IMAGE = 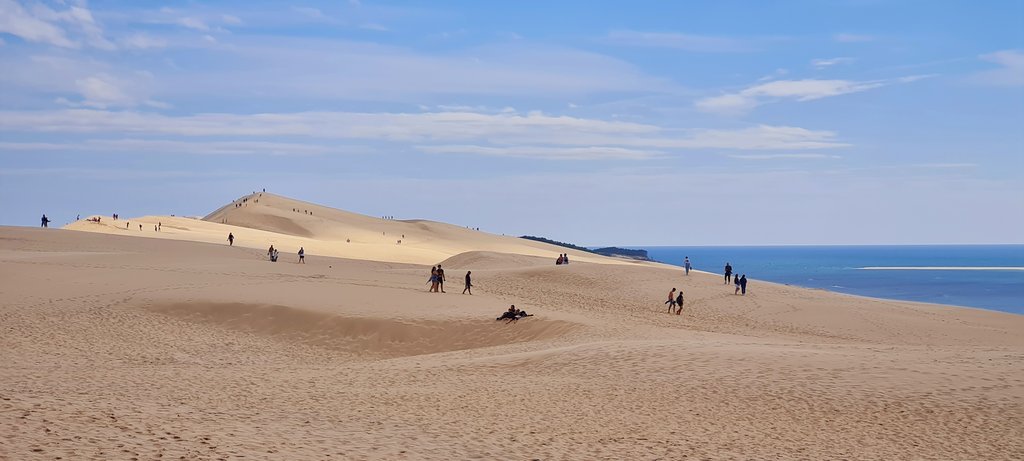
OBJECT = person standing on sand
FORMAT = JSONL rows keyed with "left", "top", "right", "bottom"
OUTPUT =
{"left": 675, "top": 290, "right": 685, "bottom": 315}
{"left": 463, "top": 271, "right": 473, "bottom": 295}
{"left": 665, "top": 288, "right": 677, "bottom": 313}
{"left": 734, "top": 274, "right": 742, "bottom": 295}
{"left": 437, "top": 265, "right": 447, "bottom": 293}
{"left": 158, "top": 222, "right": 161, "bottom": 231}
{"left": 40, "top": 214, "right": 49, "bottom": 228}
{"left": 228, "top": 233, "right": 234, "bottom": 246}
{"left": 740, "top": 275, "right": 748, "bottom": 295}
{"left": 684, "top": 257, "right": 691, "bottom": 275}
{"left": 298, "top": 247, "right": 305, "bottom": 264}
{"left": 724, "top": 263, "right": 732, "bottom": 284}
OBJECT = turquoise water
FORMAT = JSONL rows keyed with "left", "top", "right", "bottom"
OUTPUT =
{"left": 636, "top": 245, "right": 1024, "bottom": 315}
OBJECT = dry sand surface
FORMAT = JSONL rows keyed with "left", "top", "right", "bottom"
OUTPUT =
{"left": 2, "top": 195, "right": 1023, "bottom": 460}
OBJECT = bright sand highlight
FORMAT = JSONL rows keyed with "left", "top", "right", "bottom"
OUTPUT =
{"left": 2, "top": 193, "right": 1022, "bottom": 460}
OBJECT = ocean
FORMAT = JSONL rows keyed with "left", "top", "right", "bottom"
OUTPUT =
{"left": 636, "top": 245, "right": 1024, "bottom": 315}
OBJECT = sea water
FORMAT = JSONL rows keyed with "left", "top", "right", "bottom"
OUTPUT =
{"left": 637, "top": 245, "right": 1024, "bottom": 315}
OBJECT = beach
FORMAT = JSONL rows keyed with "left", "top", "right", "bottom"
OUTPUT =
{"left": 2, "top": 194, "right": 1022, "bottom": 460}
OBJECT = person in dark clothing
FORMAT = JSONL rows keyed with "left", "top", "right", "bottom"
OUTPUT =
{"left": 675, "top": 291, "right": 685, "bottom": 315}
{"left": 463, "top": 271, "right": 473, "bottom": 295}
{"left": 436, "top": 264, "right": 446, "bottom": 293}
{"left": 40, "top": 214, "right": 50, "bottom": 228}
{"left": 228, "top": 233, "right": 234, "bottom": 246}
{"left": 740, "top": 275, "right": 748, "bottom": 295}
{"left": 298, "top": 247, "right": 305, "bottom": 263}
{"left": 684, "top": 257, "right": 691, "bottom": 275}
{"left": 724, "top": 263, "right": 733, "bottom": 284}
{"left": 563, "top": 253, "right": 569, "bottom": 264}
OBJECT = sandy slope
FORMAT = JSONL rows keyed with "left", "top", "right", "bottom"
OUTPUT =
{"left": 64, "top": 192, "right": 626, "bottom": 266}
{"left": 2, "top": 196, "right": 1023, "bottom": 460}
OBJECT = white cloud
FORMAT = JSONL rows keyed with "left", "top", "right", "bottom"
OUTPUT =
{"left": 726, "top": 153, "right": 839, "bottom": 160}
{"left": 606, "top": 30, "right": 752, "bottom": 52}
{"left": 293, "top": 7, "right": 330, "bottom": 20}
{"left": 971, "top": 50, "right": 1024, "bottom": 86}
{"left": 0, "top": 0, "right": 77, "bottom": 47}
{"left": 417, "top": 145, "right": 662, "bottom": 160}
{"left": 74, "top": 75, "right": 133, "bottom": 108}
{"left": 696, "top": 76, "right": 927, "bottom": 115}
{"left": 0, "top": 139, "right": 345, "bottom": 156}
{"left": 120, "top": 33, "right": 167, "bottom": 50}
{"left": 0, "top": 109, "right": 848, "bottom": 153}
{"left": 811, "top": 57, "right": 855, "bottom": 69}
{"left": 177, "top": 17, "right": 209, "bottom": 31}
{"left": 834, "top": 33, "right": 874, "bottom": 43}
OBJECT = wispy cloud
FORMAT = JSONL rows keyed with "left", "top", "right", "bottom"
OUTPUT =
{"left": 811, "top": 57, "right": 856, "bottom": 69}
{"left": 417, "top": 145, "right": 662, "bottom": 160}
{"left": 696, "top": 76, "right": 929, "bottom": 115}
{"left": 605, "top": 30, "right": 754, "bottom": 52}
{"left": 0, "top": 0, "right": 112, "bottom": 49}
{"left": 834, "top": 33, "right": 874, "bottom": 43}
{"left": 0, "top": 139, "right": 351, "bottom": 156}
{"left": 727, "top": 153, "right": 839, "bottom": 160}
{"left": 0, "top": 109, "right": 849, "bottom": 158}
{"left": 971, "top": 50, "right": 1024, "bottom": 86}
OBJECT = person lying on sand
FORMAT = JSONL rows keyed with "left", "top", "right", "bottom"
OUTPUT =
{"left": 496, "top": 305, "right": 533, "bottom": 323}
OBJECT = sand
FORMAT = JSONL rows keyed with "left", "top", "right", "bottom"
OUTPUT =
{"left": 2, "top": 194, "right": 1022, "bottom": 460}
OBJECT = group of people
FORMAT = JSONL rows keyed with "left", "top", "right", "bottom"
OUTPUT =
{"left": 265, "top": 245, "right": 304, "bottom": 263}
{"left": 427, "top": 265, "right": 447, "bottom": 292}
{"left": 496, "top": 305, "right": 532, "bottom": 322}
{"left": 724, "top": 263, "right": 748, "bottom": 295}
{"left": 555, "top": 253, "right": 570, "bottom": 265}
{"left": 665, "top": 288, "right": 685, "bottom": 315}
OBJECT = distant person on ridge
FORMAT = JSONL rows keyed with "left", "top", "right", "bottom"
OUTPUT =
{"left": 228, "top": 233, "right": 234, "bottom": 246}
{"left": 463, "top": 271, "right": 473, "bottom": 295}
{"left": 437, "top": 265, "right": 446, "bottom": 293}
{"left": 684, "top": 257, "right": 691, "bottom": 275}
{"left": 40, "top": 214, "right": 49, "bottom": 228}
{"left": 740, "top": 275, "right": 748, "bottom": 295}
{"left": 675, "top": 290, "right": 684, "bottom": 315}
{"left": 734, "top": 274, "right": 742, "bottom": 295}
{"left": 298, "top": 247, "right": 305, "bottom": 264}
{"left": 724, "top": 263, "right": 733, "bottom": 284}
{"left": 666, "top": 288, "right": 677, "bottom": 313}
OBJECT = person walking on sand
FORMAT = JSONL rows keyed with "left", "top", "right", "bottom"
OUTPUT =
{"left": 665, "top": 288, "right": 677, "bottom": 313}
{"left": 740, "top": 275, "right": 748, "bottom": 295}
{"left": 675, "top": 290, "right": 685, "bottom": 315}
{"left": 428, "top": 266, "right": 439, "bottom": 292}
{"left": 684, "top": 257, "right": 691, "bottom": 275}
{"left": 40, "top": 214, "right": 49, "bottom": 228}
{"left": 298, "top": 247, "right": 305, "bottom": 264}
{"left": 734, "top": 274, "right": 742, "bottom": 295}
{"left": 463, "top": 271, "right": 473, "bottom": 295}
{"left": 268, "top": 245, "right": 275, "bottom": 257}
{"left": 724, "top": 263, "right": 733, "bottom": 284}
{"left": 228, "top": 233, "right": 234, "bottom": 246}
{"left": 436, "top": 264, "right": 447, "bottom": 293}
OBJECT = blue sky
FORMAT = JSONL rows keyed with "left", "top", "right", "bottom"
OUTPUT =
{"left": 1, "top": 0, "right": 1022, "bottom": 245}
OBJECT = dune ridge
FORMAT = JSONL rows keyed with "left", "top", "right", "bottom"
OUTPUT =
{"left": 1, "top": 194, "right": 1021, "bottom": 460}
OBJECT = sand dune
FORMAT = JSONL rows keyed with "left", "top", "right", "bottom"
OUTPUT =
{"left": 3, "top": 194, "right": 1023, "bottom": 460}
{"left": 64, "top": 192, "right": 625, "bottom": 266}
